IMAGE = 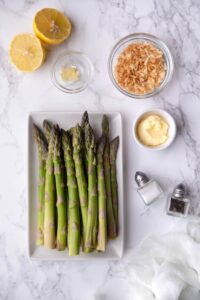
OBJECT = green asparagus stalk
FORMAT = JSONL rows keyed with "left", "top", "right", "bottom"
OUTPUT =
{"left": 102, "top": 115, "right": 117, "bottom": 239}
{"left": 71, "top": 124, "right": 88, "bottom": 250}
{"left": 84, "top": 123, "right": 98, "bottom": 251}
{"left": 96, "top": 135, "right": 107, "bottom": 252}
{"left": 43, "top": 120, "right": 52, "bottom": 144}
{"left": 53, "top": 125, "right": 67, "bottom": 250}
{"left": 62, "top": 129, "right": 80, "bottom": 256}
{"left": 110, "top": 137, "right": 119, "bottom": 233}
{"left": 43, "top": 126, "right": 56, "bottom": 249}
{"left": 33, "top": 124, "right": 48, "bottom": 246}
{"left": 81, "top": 111, "right": 89, "bottom": 177}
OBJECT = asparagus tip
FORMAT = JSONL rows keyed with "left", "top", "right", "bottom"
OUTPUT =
{"left": 102, "top": 115, "right": 109, "bottom": 137}
{"left": 43, "top": 120, "right": 53, "bottom": 143}
{"left": 110, "top": 136, "right": 119, "bottom": 162}
{"left": 71, "top": 123, "right": 82, "bottom": 151}
{"left": 85, "top": 123, "right": 95, "bottom": 151}
{"left": 33, "top": 123, "right": 48, "bottom": 158}
{"left": 81, "top": 111, "right": 89, "bottom": 128}
{"left": 97, "top": 135, "right": 106, "bottom": 157}
{"left": 61, "top": 129, "right": 71, "bottom": 151}
{"left": 43, "top": 119, "right": 50, "bottom": 127}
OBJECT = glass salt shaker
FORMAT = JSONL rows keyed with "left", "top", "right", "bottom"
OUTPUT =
{"left": 135, "top": 171, "right": 163, "bottom": 205}
{"left": 166, "top": 183, "right": 190, "bottom": 217}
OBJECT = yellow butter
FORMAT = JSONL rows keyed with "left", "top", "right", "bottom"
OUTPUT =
{"left": 137, "top": 114, "right": 169, "bottom": 147}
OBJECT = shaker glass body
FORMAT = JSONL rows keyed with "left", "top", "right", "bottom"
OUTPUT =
{"left": 166, "top": 194, "right": 190, "bottom": 217}
{"left": 137, "top": 179, "right": 163, "bottom": 205}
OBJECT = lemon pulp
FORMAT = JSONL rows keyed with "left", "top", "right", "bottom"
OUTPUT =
{"left": 33, "top": 8, "right": 71, "bottom": 45}
{"left": 9, "top": 33, "right": 45, "bottom": 72}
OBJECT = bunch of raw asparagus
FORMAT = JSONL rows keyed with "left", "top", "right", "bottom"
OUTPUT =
{"left": 33, "top": 112, "right": 119, "bottom": 256}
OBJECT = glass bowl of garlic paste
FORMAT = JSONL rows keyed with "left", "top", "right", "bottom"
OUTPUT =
{"left": 51, "top": 51, "right": 94, "bottom": 93}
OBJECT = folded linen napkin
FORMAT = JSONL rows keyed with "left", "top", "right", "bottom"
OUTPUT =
{"left": 124, "top": 218, "right": 200, "bottom": 300}
{"left": 91, "top": 218, "right": 200, "bottom": 300}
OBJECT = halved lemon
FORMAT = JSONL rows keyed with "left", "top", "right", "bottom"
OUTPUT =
{"left": 9, "top": 33, "right": 45, "bottom": 72}
{"left": 33, "top": 8, "right": 71, "bottom": 45}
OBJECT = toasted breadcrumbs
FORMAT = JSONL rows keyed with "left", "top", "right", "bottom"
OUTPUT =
{"left": 115, "top": 42, "right": 166, "bottom": 95}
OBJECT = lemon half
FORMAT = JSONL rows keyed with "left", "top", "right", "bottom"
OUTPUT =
{"left": 33, "top": 8, "right": 71, "bottom": 45}
{"left": 9, "top": 33, "right": 45, "bottom": 72}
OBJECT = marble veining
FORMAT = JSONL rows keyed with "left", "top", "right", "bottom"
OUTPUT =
{"left": 1, "top": 0, "right": 200, "bottom": 299}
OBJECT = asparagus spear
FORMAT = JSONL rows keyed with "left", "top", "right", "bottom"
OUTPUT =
{"left": 62, "top": 130, "right": 80, "bottom": 256}
{"left": 102, "top": 116, "right": 117, "bottom": 239}
{"left": 110, "top": 137, "right": 119, "bottom": 233}
{"left": 71, "top": 124, "right": 88, "bottom": 250}
{"left": 33, "top": 124, "right": 48, "bottom": 246}
{"left": 96, "top": 135, "right": 107, "bottom": 252}
{"left": 43, "top": 120, "right": 52, "bottom": 144}
{"left": 81, "top": 111, "right": 89, "bottom": 177}
{"left": 53, "top": 125, "right": 67, "bottom": 250}
{"left": 43, "top": 126, "right": 57, "bottom": 249}
{"left": 84, "top": 123, "right": 98, "bottom": 251}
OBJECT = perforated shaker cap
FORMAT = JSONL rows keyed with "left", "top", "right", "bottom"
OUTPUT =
{"left": 172, "top": 183, "right": 186, "bottom": 199}
{"left": 135, "top": 171, "right": 150, "bottom": 187}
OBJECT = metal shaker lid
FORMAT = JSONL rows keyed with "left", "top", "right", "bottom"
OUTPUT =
{"left": 135, "top": 171, "right": 150, "bottom": 187}
{"left": 172, "top": 183, "right": 186, "bottom": 199}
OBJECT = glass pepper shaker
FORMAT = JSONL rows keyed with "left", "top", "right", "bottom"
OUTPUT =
{"left": 135, "top": 171, "right": 163, "bottom": 205}
{"left": 166, "top": 183, "right": 190, "bottom": 217}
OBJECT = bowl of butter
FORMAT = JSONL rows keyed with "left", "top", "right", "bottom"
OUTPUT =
{"left": 133, "top": 109, "right": 176, "bottom": 151}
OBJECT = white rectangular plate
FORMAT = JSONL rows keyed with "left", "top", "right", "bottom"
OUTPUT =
{"left": 28, "top": 111, "right": 124, "bottom": 260}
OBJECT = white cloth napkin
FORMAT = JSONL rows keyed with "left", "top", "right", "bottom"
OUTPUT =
{"left": 124, "top": 218, "right": 200, "bottom": 300}
{"left": 91, "top": 218, "right": 200, "bottom": 300}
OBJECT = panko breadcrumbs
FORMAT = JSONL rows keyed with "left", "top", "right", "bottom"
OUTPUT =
{"left": 115, "top": 42, "right": 166, "bottom": 95}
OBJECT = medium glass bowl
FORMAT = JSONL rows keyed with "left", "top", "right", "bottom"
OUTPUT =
{"left": 108, "top": 33, "right": 174, "bottom": 99}
{"left": 51, "top": 51, "right": 93, "bottom": 93}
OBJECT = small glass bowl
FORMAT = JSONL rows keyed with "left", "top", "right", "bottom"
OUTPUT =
{"left": 108, "top": 33, "right": 174, "bottom": 99}
{"left": 51, "top": 51, "right": 93, "bottom": 93}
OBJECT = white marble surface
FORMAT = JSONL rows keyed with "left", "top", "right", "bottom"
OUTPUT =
{"left": 1, "top": 0, "right": 200, "bottom": 299}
